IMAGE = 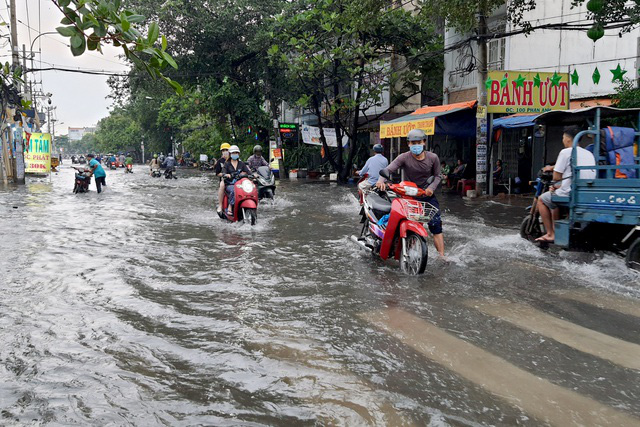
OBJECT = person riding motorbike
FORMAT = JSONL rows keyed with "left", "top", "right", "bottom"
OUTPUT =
{"left": 222, "top": 145, "right": 251, "bottom": 215}
{"left": 149, "top": 154, "right": 160, "bottom": 176}
{"left": 215, "top": 143, "right": 231, "bottom": 213}
{"left": 124, "top": 153, "right": 134, "bottom": 172}
{"left": 357, "top": 143, "right": 388, "bottom": 192}
{"left": 247, "top": 145, "right": 269, "bottom": 172}
{"left": 376, "top": 128, "right": 445, "bottom": 257}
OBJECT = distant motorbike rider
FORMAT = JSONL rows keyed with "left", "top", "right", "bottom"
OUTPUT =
{"left": 163, "top": 153, "right": 176, "bottom": 170}
{"left": 125, "top": 153, "right": 134, "bottom": 171}
{"left": 149, "top": 154, "right": 160, "bottom": 175}
{"left": 357, "top": 143, "right": 388, "bottom": 192}
{"left": 376, "top": 128, "right": 445, "bottom": 257}
{"left": 222, "top": 145, "right": 251, "bottom": 215}
{"left": 247, "top": 145, "right": 269, "bottom": 172}
{"left": 118, "top": 153, "right": 126, "bottom": 166}
{"left": 158, "top": 153, "right": 165, "bottom": 166}
{"left": 215, "top": 143, "right": 231, "bottom": 213}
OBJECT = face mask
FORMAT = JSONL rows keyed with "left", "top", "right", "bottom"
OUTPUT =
{"left": 222, "top": 151, "right": 229, "bottom": 158}
{"left": 231, "top": 154, "right": 240, "bottom": 160}
{"left": 410, "top": 144, "right": 424, "bottom": 156}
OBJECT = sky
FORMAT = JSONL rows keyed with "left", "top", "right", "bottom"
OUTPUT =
{"left": 1, "top": 0, "right": 130, "bottom": 135}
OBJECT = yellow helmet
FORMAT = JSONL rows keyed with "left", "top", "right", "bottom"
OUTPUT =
{"left": 220, "top": 143, "right": 231, "bottom": 150}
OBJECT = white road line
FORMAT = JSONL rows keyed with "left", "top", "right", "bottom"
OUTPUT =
{"left": 360, "top": 308, "right": 640, "bottom": 427}
{"left": 551, "top": 289, "right": 640, "bottom": 318}
{"left": 467, "top": 299, "right": 640, "bottom": 372}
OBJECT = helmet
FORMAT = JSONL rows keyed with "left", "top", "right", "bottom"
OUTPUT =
{"left": 228, "top": 145, "right": 240, "bottom": 154}
{"left": 253, "top": 145, "right": 263, "bottom": 153}
{"left": 87, "top": 153, "right": 95, "bottom": 158}
{"left": 373, "top": 144, "right": 384, "bottom": 153}
{"left": 220, "top": 143, "right": 231, "bottom": 151}
{"left": 154, "top": 154, "right": 158, "bottom": 158}
{"left": 407, "top": 129, "right": 427, "bottom": 142}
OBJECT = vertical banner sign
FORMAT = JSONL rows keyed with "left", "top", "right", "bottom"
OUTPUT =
{"left": 24, "top": 132, "right": 51, "bottom": 174}
{"left": 476, "top": 119, "right": 488, "bottom": 183}
{"left": 12, "top": 126, "right": 25, "bottom": 180}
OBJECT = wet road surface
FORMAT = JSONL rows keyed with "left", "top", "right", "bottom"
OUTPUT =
{"left": 0, "top": 165, "right": 639, "bottom": 425}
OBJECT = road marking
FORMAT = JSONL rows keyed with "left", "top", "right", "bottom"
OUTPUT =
{"left": 551, "top": 289, "right": 640, "bottom": 318}
{"left": 467, "top": 299, "right": 640, "bottom": 372}
{"left": 360, "top": 308, "right": 640, "bottom": 426}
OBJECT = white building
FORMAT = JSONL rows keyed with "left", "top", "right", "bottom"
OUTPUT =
{"left": 444, "top": 1, "right": 639, "bottom": 106}
{"left": 68, "top": 126, "right": 97, "bottom": 141}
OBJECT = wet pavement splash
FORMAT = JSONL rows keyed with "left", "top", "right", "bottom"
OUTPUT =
{"left": 0, "top": 166, "right": 639, "bottom": 425}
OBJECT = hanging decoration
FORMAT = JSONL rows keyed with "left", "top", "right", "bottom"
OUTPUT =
{"left": 592, "top": 67, "right": 601, "bottom": 84}
{"left": 514, "top": 74, "right": 526, "bottom": 87}
{"left": 485, "top": 77, "right": 493, "bottom": 90}
{"left": 570, "top": 69, "right": 579, "bottom": 86}
{"left": 550, "top": 72, "right": 562, "bottom": 87}
{"left": 500, "top": 74, "right": 508, "bottom": 88}
{"left": 611, "top": 64, "right": 627, "bottom": 83}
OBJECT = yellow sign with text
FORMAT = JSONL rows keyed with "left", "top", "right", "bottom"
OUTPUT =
{"left": 487, "top": 71, "right": 570, "bottom": 114}
{"left": 24, "top": 132, "right": 51, "bottom": 174}
{"left": 380, "top": 117, "right": 435, "bottom": 139}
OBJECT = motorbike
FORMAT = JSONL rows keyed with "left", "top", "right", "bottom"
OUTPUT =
{"left": 78, "top": 156, "right": 86, "bottom": 164}
{"left": 151, "top": 168, "right": 162, "bottom": 177}
{"left": 164, "top": 167, "right": 178, "bottom": 179}
{"left": 200, "top": 162, "right": 214, "bottom": 171}
{"left": 218, "top": 171, "right": 259, "bottom": 225}
{"left": 125, "top": 163, "right": 134, "bottom": 173}
{"left": 351, "top": 172, "right": 438, "bottom": 275}
{"left": 520, "top": 168, "right": 554, "bottom": 241}
{"left": 254, "top": 166, "right": 276, "bottom": 200}
{"left": 72, "top": 166, "right": 91, "bottom": 193}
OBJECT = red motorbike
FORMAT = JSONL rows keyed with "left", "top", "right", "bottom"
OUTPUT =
{"left": 218, "top": 172, "right": 259, "bottom": 225}
{"left": 351, "top": 175, "right": 438, "bottom": 274}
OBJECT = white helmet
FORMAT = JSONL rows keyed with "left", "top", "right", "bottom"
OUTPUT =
{"left": 229, "top": 145, "right": 240, "bottom": 154}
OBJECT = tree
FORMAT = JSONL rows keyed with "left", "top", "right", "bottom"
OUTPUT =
{"left": 94, "top": 108, "right": 143, "bottom": 154}
{"left": 271, "top": 0, "right": 442, "bottom": 181}
{"left": 612, "top": 79, "right": 640, "bottom": 109}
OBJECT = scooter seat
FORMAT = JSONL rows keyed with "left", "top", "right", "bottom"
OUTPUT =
{"left": 366, "top": 193, "right": 392, "bottom": 213}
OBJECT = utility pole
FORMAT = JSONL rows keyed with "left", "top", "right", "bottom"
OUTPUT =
{"left": 7, "top": 0, "right": 25, "bottom": 184}
{"left": 474, "top": 2, "right": 489, "bottom": 196}
{"left": 9, "top": 0, "right": 19, "bottom": 89}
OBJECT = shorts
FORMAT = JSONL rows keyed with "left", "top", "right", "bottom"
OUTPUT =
{"left": 417, "top": 195, "right": 442, "bottom": 235}
{"left": 358, "top": 180, "right": 374, "bottom": 192}
{"left": 539, "top": 191, "right": 557, "bottom": 210}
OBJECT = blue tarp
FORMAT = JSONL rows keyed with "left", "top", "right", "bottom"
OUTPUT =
{"left": 493, "top": 114, "right": 539, "bottom": 130}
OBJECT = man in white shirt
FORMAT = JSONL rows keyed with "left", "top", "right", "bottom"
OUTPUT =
{"left": 536, "top": 126, "right": 596, "bottom": 243}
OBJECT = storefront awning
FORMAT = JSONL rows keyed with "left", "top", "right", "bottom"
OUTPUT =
{"left": 492, "top": 114, "right": 539, "bottom": 130}
{"left": 380, "top": 100, "right": 477, "bottom": 139}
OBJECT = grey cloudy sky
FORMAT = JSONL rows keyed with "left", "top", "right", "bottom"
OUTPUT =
{"left": 2, "top": 0, "right": 130, "bottom": 135}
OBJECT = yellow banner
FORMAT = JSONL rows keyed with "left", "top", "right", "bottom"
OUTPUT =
{"left": 24, "top": 132, "right": 51, "bottom": 174}
{"left": 380, "top": 117, "right": 435, "bottom": 139}
{"left": 487, "top": 71, "right": 570, "bottom": 114}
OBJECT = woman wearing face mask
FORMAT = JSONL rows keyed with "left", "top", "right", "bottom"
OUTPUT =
{"left": 222, "top": 145, "right": 252, "bottom": 215}
{"left": 376, "top": 129, "right": 445, "bottom": 257}
{"left": 215, "top": 143, "right": 231, "bottom": 213}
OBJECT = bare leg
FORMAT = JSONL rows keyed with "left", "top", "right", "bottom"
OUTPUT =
{"left": 433, "top": 233, "right": 445, "bottom": 256}
{"left": 217, "top": 180, "right": 225, "bottom": 212}
{"left": 536, "top": 198, "right": 555, "bottom": 240}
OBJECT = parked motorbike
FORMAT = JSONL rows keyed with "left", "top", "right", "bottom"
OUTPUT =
{"left": 218, "top": 171, "right": 259, "bottom": 225}
{"left": 254, "top": 166, "right": 276, "bottom": 200}
{"left": 351, "top": 172, "right": 438, "bottom": 275}
{"left": 72, "top": 166, "right": 91, "bottom": 193}
{"left": 125, "top": 164, "right": 133, "bottom": 173}
{"left": 164, "top": 167, "right": 178, "bottom": 179}
{"left": 200, "top": 162, "right": 214, "bottom": 171}
{"left": 520, "top": 168, "right": 553, "bottom": 241}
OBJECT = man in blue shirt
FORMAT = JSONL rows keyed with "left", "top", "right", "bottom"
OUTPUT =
{"left": 357, "top": 144, "right": 388, "bottom": 192}
{"left": 87, "top": 154, "right": 107, "bottom": 193}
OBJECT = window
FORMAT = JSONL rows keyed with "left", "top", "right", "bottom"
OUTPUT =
{"left": 488, "top": 22, "right": 506, "bottom": 71}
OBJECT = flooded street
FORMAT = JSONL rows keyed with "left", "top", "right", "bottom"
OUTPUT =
{"left": 1, "top": 166, "right": 639, "bottom": 425}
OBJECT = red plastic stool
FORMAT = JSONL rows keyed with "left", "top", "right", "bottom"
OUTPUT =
{"left": 457, "top": 179, "right": 476, "bottom": 195}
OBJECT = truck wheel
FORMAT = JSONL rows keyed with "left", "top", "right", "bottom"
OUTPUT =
{"left": 520, "top": 216, "right": 542, "bottom": 241}
{"left": 626, "top": 238, "right": 640, "bottom": 271}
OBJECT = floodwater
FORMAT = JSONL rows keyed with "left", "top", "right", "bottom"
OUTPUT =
{"left": 0, "top": 165, "right": 639, "bottom": 426}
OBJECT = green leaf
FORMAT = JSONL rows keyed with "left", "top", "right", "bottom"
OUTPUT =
{"left": 161, "top": 51, "right": 178, "bottom": 69}
{"left": 161, "top": 35, "right": 167, "bottom": 51}
{"left": 58, "top": 0, "right": 71, "bottom": 7}
{"left": 148, "top": 22, "right": 159, "bottom": 44}
{"left": 71, "top": 34, "right": 84, "bottom": 49}
{"left": 56, "top": 26, "right": 76, "bottom": 37}
{"left": 60, "top": 17, "right": 73, "bottom": 25}
{"left": 121, "top": 15, "right": 131, "bottom": 32}
{"left": 87, "top": 35, "right": 100, "bottom": 51}
{"left": 127, "top": 14, "right": 145, "bottom": 23}
{"left": 70, "top": 35, "right": 86, "bottom": 57}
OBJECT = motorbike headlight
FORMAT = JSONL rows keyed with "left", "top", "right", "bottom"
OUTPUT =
{"left": 404, "top": 186, "right": 418, "bottom": 197}
{"left": 241, "top": 180, "right": 255, "bottom": 193}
